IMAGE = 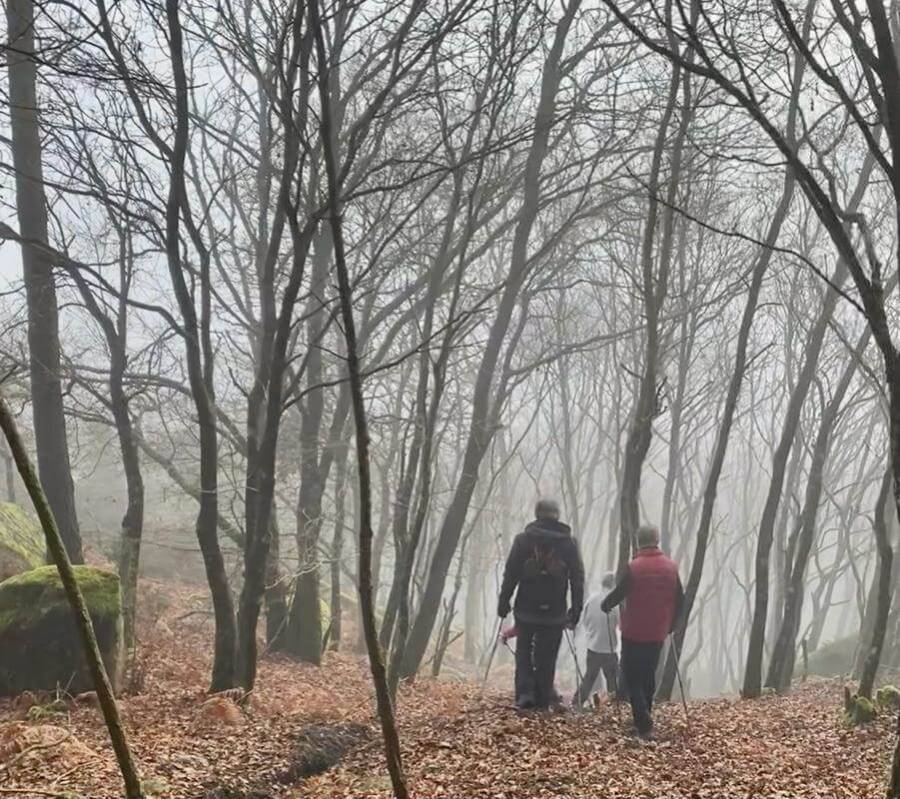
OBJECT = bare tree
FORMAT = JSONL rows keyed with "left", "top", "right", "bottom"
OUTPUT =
{"left": 5, "top": 0, "right": 82, "bottom": 563}
{"left": 605, "top": 0, "right": 900, "bottom": 700}
{"left": 311, "top": 0, "right": 407, "bottom": 794}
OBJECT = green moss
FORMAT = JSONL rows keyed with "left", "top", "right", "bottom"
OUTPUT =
{"left": 844, "top": 695, "right": 878, "bottom": 725}
{"left": 0, "top": 564, "right": 123, "bottom": 695}
{"left": 0, "top": 502, "right": 43, "bottom": 579}
{"left": 877, "top": 685, "right": 900, "bottom": 710}
{"left": 0, "top": 565, "right": 121, "bottom": 633}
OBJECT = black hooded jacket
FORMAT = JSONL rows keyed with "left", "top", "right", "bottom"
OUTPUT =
{"left": 498, "top": 518, "right": 585, "bottom": 626}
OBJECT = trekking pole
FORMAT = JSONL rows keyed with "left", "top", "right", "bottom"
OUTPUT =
{"left": 669, "top": 632, "right": 690, "bottom": 728}
{"left": 605, "top": 612, "right": 622, "bottom": 723}
{"left": 480, "top": 616, "right": 505, "bottom": 696}
{"left": 564, "top": 627, "right": 586, "bottom": 712}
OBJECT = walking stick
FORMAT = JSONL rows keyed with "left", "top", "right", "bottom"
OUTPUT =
{"left": 564, "top": 627, "right": 586, "bottom": 712}
{"left": 669, "top": 632, "right": 690, "bottom": 728}
{"left": 606, "top": 612, "right": 622, "bottom": 722}
{"left": 480, "top": 616, "right": 505, "bottom": 696}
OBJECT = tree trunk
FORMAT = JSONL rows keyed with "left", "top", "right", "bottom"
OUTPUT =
{"left": 2, "top": 443, "right": 15, "bottom": 502}
{"left": 65, "top": 244, "right": 145, "bottom": 651}
{"left": 618, "top": 44, "right": 691, "bottom": 573}
{"left": 859, "top": 463, "right": 900, "bottom": 674}
{"left": 400, "top": 2, "right": 583, "bottom": 679}
{"left": 312, "top": 3, "right": 408, "bottom": 792}
{"left": 770, "top": 432, "right": 805, "bottom": 652}
{"left": 766, "top": 327, "right": 870, "bottom": 691}
{"left": 0, "top": 392, "right": 141, "bottom": 798}
{"left": 432, "top": 535, "right": 469, "bottom": 679}
{"left": 659, "top": 310, "right": 690, "bottom": 554}
{"left": 6, "top": 0, "right": 82, "bottom": 563}
{"left": 859, "top": 466, "right": 895, "bottom": 699}
{"left": 742, "top": 167, "right": 871, "bottom": 696}
{"left": 235, "top": 11, "right": 317, "bottom": 684}
{"left": 657, "top": 164, "right": 793, "bottom": 699}
{"left": 265, "top": 511, "right": 288, "bottom": 648}
{"left": 163, "top": 0, "right": 236, "bottom": 691}
{"left": 463, "top": 523, "right": 484, "bottom": 663}
{"left": 889, "top": 709, "right": 900, "bottom": 799}
{"left": 112, "top": 362, "right": 144, "bottom": 651}
{"left": 330, "top": 445, "right": 350, "bottom": 651}
{"left": 284, "top": 230, "right": 333, "bottom": 665}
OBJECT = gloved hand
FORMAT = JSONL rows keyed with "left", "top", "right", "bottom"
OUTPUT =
{"left": 600, "top": 598, "right": 611, "bottom": 614}
{"left": 500, "top": 625, "right": 518, "bottom": 643}
{"left": 566, "top": 607, "right": 580, "bottom": 629}
{"left": 498, "top": 599, "right": 511, "bottom": 618}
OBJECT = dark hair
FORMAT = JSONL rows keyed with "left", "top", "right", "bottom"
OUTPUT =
{"left": 534, "top": 498, "right": 560, "bottom": 520}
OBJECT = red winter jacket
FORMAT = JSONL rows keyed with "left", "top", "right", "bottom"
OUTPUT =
{"left": 601, "top": 547, "right": 684, "bottom": 643}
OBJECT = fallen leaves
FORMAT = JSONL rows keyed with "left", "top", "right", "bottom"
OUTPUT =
{"left": 0, "top": 576, "right": 894, "bottom": 798}
{"left": 301, "top": 684, "right": 896, "bottom": 798}
{"left": 198, "top": 696, "right": 244, "bottom": 728}
{"left": 0, "top": 721, "right": 96, "bottom": 775}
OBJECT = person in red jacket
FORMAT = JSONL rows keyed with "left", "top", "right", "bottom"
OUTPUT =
{"left": 601, "top": 524, "right": 683, "bottom": 739}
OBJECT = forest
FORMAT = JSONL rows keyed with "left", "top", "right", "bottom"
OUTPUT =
{"left": 2, "top": 0, "right": 900, "bottom": 796}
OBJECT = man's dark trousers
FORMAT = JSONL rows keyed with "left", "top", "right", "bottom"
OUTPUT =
{"left": 621, "top": 638, "right": 663, "bottom": 733}
{"left": 575, "top": 650, "right": 618, "bottom": 704}
{"left": 514, "top": 622, "right": 563, "bottom": 708}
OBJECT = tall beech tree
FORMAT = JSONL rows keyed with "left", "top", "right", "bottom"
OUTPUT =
{"left": 6, "top": 0, "right": 82, "bottom": 563}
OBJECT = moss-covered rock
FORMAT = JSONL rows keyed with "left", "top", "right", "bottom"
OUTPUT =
{"left": 0, "top": 565, "right": 123, "bottom": 696}
{"left": 0, "top": 502, "right": 43, "bottom": 581}
{"left": 877, "top": 685, "right": 900, "bottom": 711}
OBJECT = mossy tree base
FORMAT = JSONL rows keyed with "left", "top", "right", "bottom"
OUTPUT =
{"left": 843, "top": 686, "right": 878, "bottom": 725}
{"left": 878, "top": 685, "right": 900, "bottom": 711}
{"left": 0, "top": 564, "right": 123, "bottom": 696}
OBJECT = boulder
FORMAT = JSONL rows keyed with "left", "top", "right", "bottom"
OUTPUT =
{"left": 878, "top": 684, "right": 900, "bottom": 710}
{"left": 0, "top": 502, "right": 43, "bottom": 582}
{"left": 0, "top": 564, "right": 123, "bottom": 696}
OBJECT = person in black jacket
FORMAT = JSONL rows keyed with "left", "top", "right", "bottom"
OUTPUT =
{"left": 498, "top": 498, "right": 585, "bottom": 710}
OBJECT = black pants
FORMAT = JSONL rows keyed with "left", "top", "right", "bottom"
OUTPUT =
{"left": 575, "top": 649, "right": 618, "bottom": 705}
{"left": 621, "top": 638, "right": 663, "bottom": 734}
{"left": 514, "top": 622, "right": 563, "bottom": 708}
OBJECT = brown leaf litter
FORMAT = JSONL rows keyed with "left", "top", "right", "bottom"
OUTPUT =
{"left": 0, "top": 576, "right": 895, "bottom": 798}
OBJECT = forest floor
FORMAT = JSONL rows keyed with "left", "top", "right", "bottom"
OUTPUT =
{"left": 0, "top": 576, "right": 895, "bottom": 798}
